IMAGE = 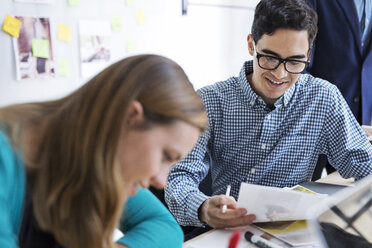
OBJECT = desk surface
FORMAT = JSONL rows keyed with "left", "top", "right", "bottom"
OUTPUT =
{"left": 183, "top": 171, "right": 354, "bottom": 247}
{"left": 315, "top": 171, "right": 354, "bottom": 186}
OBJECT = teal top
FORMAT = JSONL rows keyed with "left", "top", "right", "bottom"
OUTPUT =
{"left": 0, "top": 131, "right": 183, "bottom": 248}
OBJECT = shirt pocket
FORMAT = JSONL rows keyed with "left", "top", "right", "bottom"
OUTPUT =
{"left": 276, "top": 135, "right": 314, "bottom": 156}
{"left": 271, "top": 135, "right": 315, "bottom": 180}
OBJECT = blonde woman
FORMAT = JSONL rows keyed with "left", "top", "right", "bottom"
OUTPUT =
{"left": 0, "top": 54, "right": 208, "bottom": 248}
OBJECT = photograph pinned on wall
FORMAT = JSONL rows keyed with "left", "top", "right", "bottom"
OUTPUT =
{"left": 79, "top": 19, "right": 111, "bottom": 78}
{"left": 12, "top": 16, "right": 56, "bottom": 80}
{"left": 13, "top": 0, "right": 56, "bottom": 4}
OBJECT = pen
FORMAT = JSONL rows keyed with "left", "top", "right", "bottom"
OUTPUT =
{"left": 244, "top": 231, "right": 282, "bottom": 248}
{"left": 228, "top": 231, "right": 241, "bottom": 248}
{"left": 222, "top": 185, "right": 231, "bottom": 213}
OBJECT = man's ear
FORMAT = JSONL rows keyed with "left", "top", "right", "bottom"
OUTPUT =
{"left": 307, "top": 48, "right": 312, "bottom": 61}
{"left": 247, "top": 34, "right": 255, "bottom": 56}
{"left": 127, "top": 100, "right": 144, "bottom": 126}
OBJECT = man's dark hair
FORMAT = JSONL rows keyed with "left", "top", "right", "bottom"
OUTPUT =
{"left": 251, "top": 0, "right": 318, "bottom": 48}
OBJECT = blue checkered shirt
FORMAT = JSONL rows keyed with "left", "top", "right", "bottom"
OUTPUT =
{"left": 165, "top": 61, "right": 372, "bottom": 227}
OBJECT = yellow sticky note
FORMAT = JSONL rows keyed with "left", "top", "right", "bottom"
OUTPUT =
{"left": 58, "top": 59, "right": 70, "bottom": 76}
{"left": 111, "top": 16, "right": 123, "bottom": 31}
{"left": 68, "top": 0, "right": 81, "bottom": 6}
{"left": 58, "top": 24, "right": 71, "bottom": 42}
{"left": 125, "top": 0, "right": 136, "bottom": 7}
{"left": 2, "top": 14, "right": 22, "bottom": 38}
{"left": 32, "top": 39, "right": 50, "bottom": 58}
{"left": 136, "top": 9, "right": 147, "bottom": 25}
{"left": 126, "top": 39, "right": 136, "bottom": 53}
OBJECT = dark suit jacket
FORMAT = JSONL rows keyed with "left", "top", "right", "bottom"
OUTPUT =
{"left": 306, "top": 0, "right": 372, "bottom": 125}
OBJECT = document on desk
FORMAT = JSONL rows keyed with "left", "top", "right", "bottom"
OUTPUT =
{"left": 255, "top": 220, "right": 317, "bottom": 247}
{"left": 182, "top": 225, "right": 287, "bottom": 248}
{"left": 237, "top": 182, "right": 327, "bottom": 222}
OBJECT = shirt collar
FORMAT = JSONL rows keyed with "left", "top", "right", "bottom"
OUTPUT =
{"left": 237, "top": 61, "right": 258, "bottom": 106}
{"left": 237, "top": 60, "right": 298, "bottom": 108}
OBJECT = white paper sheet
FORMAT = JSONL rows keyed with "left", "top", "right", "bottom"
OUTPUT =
{"left": 237, "top": 182, "right": 327, "bottom": 222}
{"left": 113, "top": 228, "right": 124, "bottom": 241}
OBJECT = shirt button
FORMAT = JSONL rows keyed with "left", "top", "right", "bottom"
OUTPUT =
{"left": 250, "top": 100, "right": 254, "bottom": 106}
{"left": 251, "top": 168, "right": 256, "bottom": 174}
{"left": 362, "top": 42, "right": 364, "bottom": 47}
{"left": 354, "top": 96, "right": 360, "bottom": 103}
{"left": 267, "top": 114, "right": 271, "bottom": 119}
{"left": 261, "top": 144, "right": 266, "bottom": 149}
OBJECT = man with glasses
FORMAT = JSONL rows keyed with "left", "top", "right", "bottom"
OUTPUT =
{"left": 255, "top": 51, "right": 310, "bottom": 75}
{"left": 165, "top": 0, "right": 372, "bottom": 233}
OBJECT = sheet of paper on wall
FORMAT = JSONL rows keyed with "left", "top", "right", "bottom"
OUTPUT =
{"left": 12, "top": 16, "right": 55, "bottom": 80}
{"left": 237, "top": 182, "right": 327, "bottom": 222}
{"left": 79, "top": 19, "right": 111, "bottom": 78}
{"left": 2, "top": 14, "right": 22, "bottom": 38}
{"left": 13, "top": 0, "right": 56, "bottom": 4}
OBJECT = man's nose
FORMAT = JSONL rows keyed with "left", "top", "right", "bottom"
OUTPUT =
{"left": 272, "top": 62, "right": 288, "bottom": 79}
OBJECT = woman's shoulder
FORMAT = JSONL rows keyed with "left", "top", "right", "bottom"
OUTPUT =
{"left": 0, "top": 131, "right": 18, "bottom": 171}
{"left": 0, "top": 131, "right": 27, "bottom": 248}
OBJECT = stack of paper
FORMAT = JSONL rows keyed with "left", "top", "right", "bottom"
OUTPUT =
{"left": 237, "top": 182, "right": 327, "bottom": 222}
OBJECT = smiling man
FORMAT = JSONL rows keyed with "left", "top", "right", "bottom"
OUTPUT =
{"left": 165, "top": 0, "right": 372, "bottom": 233}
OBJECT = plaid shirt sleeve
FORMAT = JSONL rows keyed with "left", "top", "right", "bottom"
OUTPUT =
{"left": 321, "top": 84, "right": 372, "bottom": 180}
{"left": 165, "top": 129, "right": 211, "bottom": 226}
{"left": 165, "top": 86, "right": 219, "bottom": 227}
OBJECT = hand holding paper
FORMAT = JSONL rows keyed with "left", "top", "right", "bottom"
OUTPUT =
{"left": 199, "top": 194, "right": 256, "bottom": 228}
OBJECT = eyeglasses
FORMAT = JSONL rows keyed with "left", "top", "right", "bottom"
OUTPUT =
{"left": 255, "top": 51, "right": 310, "bottom": 74}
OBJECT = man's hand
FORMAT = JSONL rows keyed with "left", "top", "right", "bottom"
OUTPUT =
{"left": 199, "top": 195, "right": 256, "bottom": 228}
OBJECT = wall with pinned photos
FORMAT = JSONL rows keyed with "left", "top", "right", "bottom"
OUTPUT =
{"left": 0, "top": 0, "right": 257, "bottom": 107}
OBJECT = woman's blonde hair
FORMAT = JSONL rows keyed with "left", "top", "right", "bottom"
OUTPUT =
{"left": 0, "top": 54, "right": 208, "bottom": 248}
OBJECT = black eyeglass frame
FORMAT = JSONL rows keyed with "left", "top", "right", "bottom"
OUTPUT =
{"left": 255, "top": 51, "right": 310, "bottom": 74}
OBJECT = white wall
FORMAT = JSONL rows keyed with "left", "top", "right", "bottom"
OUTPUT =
{"left": 0, "top": 0, "right": 258, "bottom": 106}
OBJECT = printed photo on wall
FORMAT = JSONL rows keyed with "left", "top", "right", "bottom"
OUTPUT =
{"left": 12, "top": 16, "right": 55, "bottom": 80}
{"left": 79, "top": 19, "right": 111, "bottom": 78}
